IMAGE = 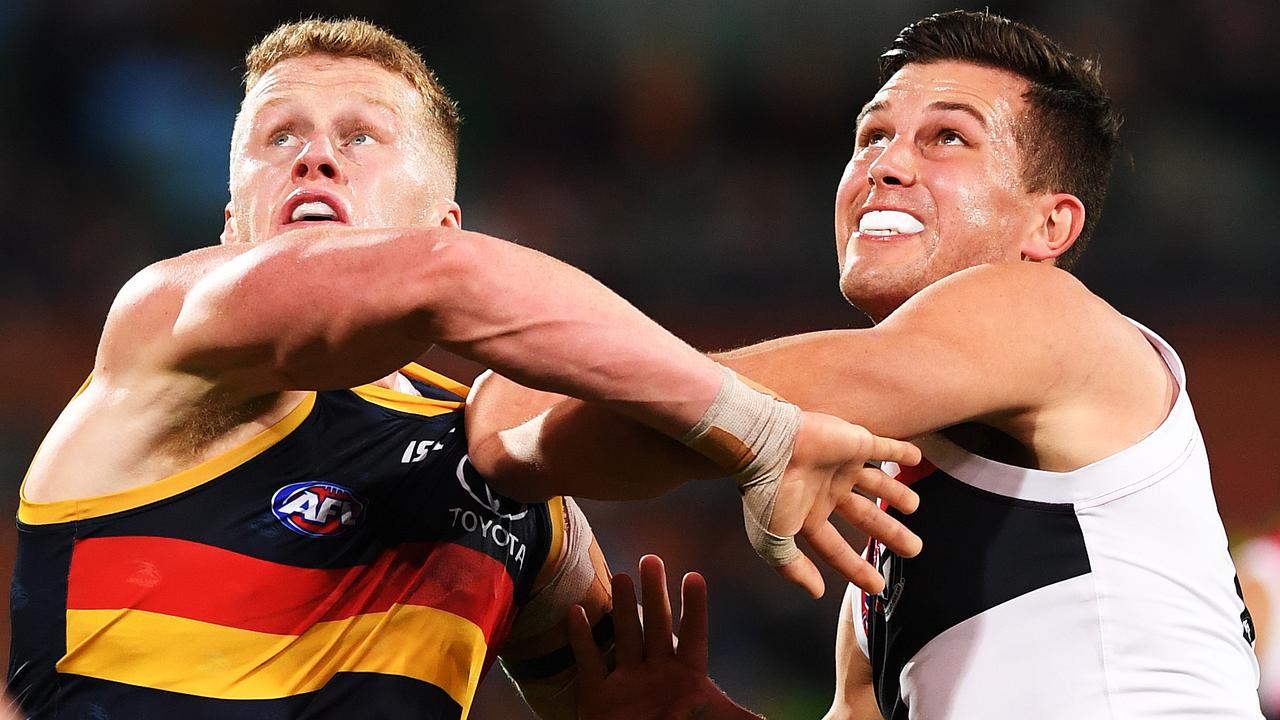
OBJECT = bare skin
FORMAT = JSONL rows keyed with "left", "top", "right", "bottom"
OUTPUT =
{"left": 19, "top": 54, "right": 923, "bottom": 718}
{"left": 746, "top": 60, "right": 1176, "bottom": 720}
{"left": 565, "top": 60, "right": 1179, "bottom": 718}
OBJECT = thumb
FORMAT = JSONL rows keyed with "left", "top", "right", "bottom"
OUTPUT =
{"left": 773, "top": 555, "right": 825, "bottom": 599}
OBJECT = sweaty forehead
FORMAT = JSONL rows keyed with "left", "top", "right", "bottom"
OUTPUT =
{"left": 241, "top": 55, "right": 422, "bottom": 117}
{"left": 864, "top": 60, "right": 1029, "bottom": 123}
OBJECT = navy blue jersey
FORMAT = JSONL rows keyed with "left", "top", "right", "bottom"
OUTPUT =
{"left": 10, "top": 364, "right": 564, "bottom": 719}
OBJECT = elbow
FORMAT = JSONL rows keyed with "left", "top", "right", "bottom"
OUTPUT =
{"left": 469, "top": 432, "right": 556, "bottom": 504}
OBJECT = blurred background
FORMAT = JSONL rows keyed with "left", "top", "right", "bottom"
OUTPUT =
{"left": 2, "top": 0, "right": 1277, "bottom": 716}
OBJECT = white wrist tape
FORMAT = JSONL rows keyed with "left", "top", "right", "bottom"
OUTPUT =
{"left": 681, "top": 367, "right": 803, "bottom": 567}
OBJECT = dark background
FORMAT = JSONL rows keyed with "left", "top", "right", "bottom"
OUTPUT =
{"left": 2, "top": 1, "right": 1277, "bottom": 717}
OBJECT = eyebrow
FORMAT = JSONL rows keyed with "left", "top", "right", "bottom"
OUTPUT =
{"left": 854, "top": 99, "right": 990, "bottom": 131}
{"left": 252, "top": 93, "right": 402, "bottom": 119}
{"left": 926, "top": 101, "right": 988, "bottom": 129}
{"left": 854, "top": 100, "right": 886, "bottom": 132}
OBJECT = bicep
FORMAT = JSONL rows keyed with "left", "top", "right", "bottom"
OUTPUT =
{"left": 717, "top": 264, "right": 1096, "bottom": 439}
{"left": 168, "top": 229, "right": 460, "bottom": 394}
{"left": 499, "top": 498, "right": 613, "bottom": 719}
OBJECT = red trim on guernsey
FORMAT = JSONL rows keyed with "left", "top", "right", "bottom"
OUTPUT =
{"left": 878, "top": 460, "right": 937, "bottom": 512}
{"left": 67, "top": 536, "right": 514, "bottom": 642}
{"left": 893, "top": 459, "right": 937, "bottom": 487}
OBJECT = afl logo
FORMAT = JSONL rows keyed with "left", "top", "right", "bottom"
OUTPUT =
{"left": 271, "top": 481, "right": 368, "bottom": 537}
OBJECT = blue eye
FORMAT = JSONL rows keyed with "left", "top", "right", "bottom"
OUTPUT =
{"left": 349, "top": 133, "right": 375, "bottom": 146}
{"left": 270, "top": 133, "right": 298, "bottom": 147}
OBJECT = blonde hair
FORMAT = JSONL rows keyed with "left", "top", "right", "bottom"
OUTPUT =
{"left": 242, "top": 18, "right": 460, "bottom": 182}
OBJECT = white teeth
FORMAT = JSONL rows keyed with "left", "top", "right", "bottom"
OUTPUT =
{"left": 858, "top": 210, "right": 924, "bottom": 235}
{"left": 290, "top": 201, "right": 338, "bottom": 222}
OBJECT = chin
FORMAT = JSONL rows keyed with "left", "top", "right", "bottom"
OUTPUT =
{"left": 839, "top": 265, "right": 922, "bottom": 322}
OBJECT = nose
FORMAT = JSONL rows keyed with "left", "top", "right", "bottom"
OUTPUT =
{"left": 867, "top": 137, "right": 916, "bottom": 188}
{"left": 292, "top": 139, "right": 344, "bottom": 183}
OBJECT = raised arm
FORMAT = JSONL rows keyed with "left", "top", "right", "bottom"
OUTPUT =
{"left": 717, "top": 261, "right": 1175, "bottom": 468}
{"left": 467, "top": 368, "right": 924, "bottom": 598}
{"left": 466, "top": 261, "right": 1151, "bottom": 501}
{"left": 114, "top": 224, "right": 722, "bottom": 434}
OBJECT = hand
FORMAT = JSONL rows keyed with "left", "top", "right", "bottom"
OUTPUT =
{"left": 770, "top": 412, "right": 923, "bottom": 599}
{"left": 570, "top": 555, "right": 759, "bottom": 720}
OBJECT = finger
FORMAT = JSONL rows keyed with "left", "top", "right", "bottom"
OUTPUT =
{"left": 854, "top": 466, "right": 920, "bottom": 514}
{"left": 835, "top": 491, "right": 922, "bottom": 558}
{"left": 568, "top": 604, "right": 607, "bottom": 690}
{"left": 610, "top": 572, "right": 643, "bottom": 666}
{"left": 865, "top": 433, "right": 922, "bottom": 467}
{"left": 816, "top": 418, "right": 919, "bottom": 468}
{"left": 676, "top": 571, "right": 709, "bottom": 673}
{"left": 639, "top": 555, "right": 675, "bottom": 658}
{"left": 774, "top": 553, "right": 825, "bottom": 599}
{"left": 801, "top": 520, "right": 885, "bottom": 595}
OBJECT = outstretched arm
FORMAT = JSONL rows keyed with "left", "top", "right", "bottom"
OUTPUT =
{"left": 468, "top": 370, "right": 923, "bottom": 598}
{"left": 468, "top": 262, "right": 1174, "bottom": 531}
{"left": 112, "top": 224, "right": 723, "bottom": 436}
{"left": 715, "top": 262, "right": 1173, "bottom": 455}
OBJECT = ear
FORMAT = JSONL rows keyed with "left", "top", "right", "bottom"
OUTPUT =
{"left": 1021, "top": 193, "right": 1085, "bottom": 262}
{"left": 220, "top": 201, "right": 239, "bottom": 244}
{"left": 438, "top": 200, "right": 462, "bottom": 229}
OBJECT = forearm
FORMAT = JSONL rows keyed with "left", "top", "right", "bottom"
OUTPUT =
{"left": 174, "top": 225, "right": 724, "bottom": 435}
{"left": 713, "top": 330, "right": 934, "bottom": 439}
{"left": 478, "top": 395, "right": 724, "bottom": 501}
{"left": 422, "top": 229, "right": 724, "bottom": 438}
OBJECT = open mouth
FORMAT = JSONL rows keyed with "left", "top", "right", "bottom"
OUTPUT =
{"left": 281, "top": 191, "right": 350, "bottom": 226}
{"left": 857, "top": 210, "right": 924, "bottom": 237}
{"left": 290, "top": 201, "right": 340, "bottom": 223}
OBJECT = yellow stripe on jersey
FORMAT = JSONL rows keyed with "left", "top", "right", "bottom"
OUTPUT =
{"left": 19, "top": 393, "right": 317, "bottom": 525}
{"left": 351, "top": 364, "right": 468, "bottom": 416}
{"left": 402, "top": 362, "right": 472, "bottom": 398}
{"left": 60, "top": 603, "right": 487, "bottom": 711}
{"left": 534, "top": 496, "right": 569, "bottom": 589}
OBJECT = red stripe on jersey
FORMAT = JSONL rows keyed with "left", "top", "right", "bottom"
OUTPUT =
{"left": 893, "top": 459, "right": 937, "bottom": 487}
{"left": 67, "top": 536, "right": 515, "bottom": 641}
{"left": 876, "top": 459, "right": 938, "bottom": 512}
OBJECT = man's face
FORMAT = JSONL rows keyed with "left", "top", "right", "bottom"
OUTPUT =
{"left": 227, "top": 55, "right": 454, "bottom": 244}
{"left": 835, "top": 60, "right": 1042, "bottom": 320}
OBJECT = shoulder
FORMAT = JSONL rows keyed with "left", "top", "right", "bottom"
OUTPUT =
{"left": 910, "top": 262, "right": 1096, "bottom": 312}
{"left": 883, "top": 261, "right": 1126, "bottom": 346}
{"left": 97, "top": 245, "right": 268, "bottom": 389}
{"left": 99, "top": 248, "right": 229, "bottom": 367}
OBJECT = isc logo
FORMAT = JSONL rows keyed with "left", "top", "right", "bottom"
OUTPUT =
{"left": 271, "top": 481, "right": 368, "bottom": 537}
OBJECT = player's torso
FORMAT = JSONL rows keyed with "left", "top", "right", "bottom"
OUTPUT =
{"left": 859, "top": 326, "right": 1262, "bottom": 720}
{"left": 10, "top": 365, "right": 551, "bottom": 720}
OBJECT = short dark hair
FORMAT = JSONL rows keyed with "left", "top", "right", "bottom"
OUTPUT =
{"left": 880, "top": 11, "right": 1122, "bottom": 270}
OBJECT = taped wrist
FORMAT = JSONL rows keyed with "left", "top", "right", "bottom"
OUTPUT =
{"left": 681, "top": 367, "right": 803, "bottom": 567}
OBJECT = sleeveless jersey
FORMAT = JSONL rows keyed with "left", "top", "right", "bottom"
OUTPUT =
{"left": 855, "top": 322, "right": 1263, "bottom": 719}
{"left": 9, "top": 364, "right": 566, "bottom": 719}
{"left": 1238, "top": 530, "right": 1280, "bottom": 718}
